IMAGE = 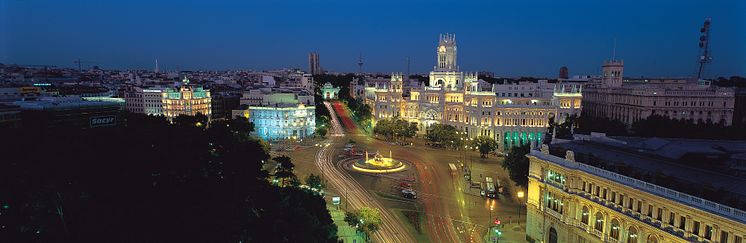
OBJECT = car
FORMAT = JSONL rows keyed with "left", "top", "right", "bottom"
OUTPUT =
{"left": 401, "top": 189, "right": 417, "bottom": 199}
{"left": 480, "top": 190, "right": 486, "bottom": 197}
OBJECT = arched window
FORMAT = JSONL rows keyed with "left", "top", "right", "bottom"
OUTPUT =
{"left": 581, "top": 206, "right": 590, "bottom": 225}
{"left": 594, "top": 212, "right": 604, "bottom": 231}
{"left": 548, "top": 227, "right": 558, "bottom": 243}
{"left": 610, "top": 219, "right": 621, "bottom": 239}
{"left": 627, "top": 226, "right": 638, "bottom": 243}
{"left": 647, "top": 234, "right": 659, "bottom": 243}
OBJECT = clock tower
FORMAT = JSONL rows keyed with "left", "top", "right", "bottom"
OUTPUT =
{"left": 436, "top": 33, "right": 458, "bottom": 72}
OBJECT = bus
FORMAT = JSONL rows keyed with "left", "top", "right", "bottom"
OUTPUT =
{"left": 485, "top": 177, "right": 497, "bottom": 198}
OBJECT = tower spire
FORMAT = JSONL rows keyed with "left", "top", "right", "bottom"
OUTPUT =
{"left": 612, "top": 38, "right": 617, "bottom": 61}
{"left": 357, "top": 52, "right": 364, "bottom": 75}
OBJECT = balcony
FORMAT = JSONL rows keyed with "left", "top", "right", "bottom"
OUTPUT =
{"left": 592, "top": 229, "right": 603, "bottom": 238}
{"left": 545, "top": 209, "right": 564, "bottom": 222}
{"left": 607, "top": 237, "right": 620, "bottom": 243}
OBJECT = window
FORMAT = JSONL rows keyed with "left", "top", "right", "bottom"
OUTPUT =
{"left": 668, "top": 212, "right": 676, "bottom": 225}
{"left": 705, "top": 225, "right": 713, "bottom": 240}
{"left": 602, "top": 188, "right": 607, "bottom": 199}
{"left": 679, "top": 216, "right": 686, "bottom": 230}
{"left": 581, "top": 206, "right": 589, "bottom": 225}
{"left": 721, "top": 231, "right": 729, "bottom": 243}
{"left": 594, "top": 212, "right": 604, "bottom": 231}
{"left": 647, "top": 205, "right": 653, "bottom": 217}
{"left": 610, "top": 219, "right": 621, "bottom": 240}
{"left": 627, "top": 227, "right": 638, "bottom": 243}
{"left": 637, "top": 201, "right": 642, "bottom": 213}
{"left": 734, "top": 235, "right": 742, "bottom": 243}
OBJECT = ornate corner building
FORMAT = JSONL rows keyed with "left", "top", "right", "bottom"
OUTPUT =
{"left": 363, "top": 34, "right": 583, "bottom": 150}
{"left": 526, "top": 145, "right": 746, "bottom": 243}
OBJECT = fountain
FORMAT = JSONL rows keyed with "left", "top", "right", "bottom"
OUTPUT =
{"left": 351, "top": 150, "right": 407, "bottom": 173}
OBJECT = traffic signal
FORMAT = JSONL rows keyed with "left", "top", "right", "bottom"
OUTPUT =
{"left": 493, "top": 227, "right": 502, "bottom": 236}
{"left": 494, "top": 218, "right": 501, "bottom": 225}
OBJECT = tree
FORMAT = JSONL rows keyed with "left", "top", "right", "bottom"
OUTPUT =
{"left": 344, "top": 212, "right": 360, "bottom": 228}
{"left": 470, "top": 136, "right": 498, "bottom": 158}
{"left": 0, "top": 113, "right": 338, "bottom": 242}
{"left": 501, "top": 145, "right": 530, "bottom": 187}
{"left": 426, "top": 124, "right": 463, "bottom": 149}
{"left": 372, "top": 118, "right": 417, "bottom": 141}
{"left": 305, "top": 173, "right": 324, "bottom": 191}
{"left": 274, "top": 155, "right": 298, "bottom": 187}
{"left": 358, "top": 207, "right": 382, "bottom": 240}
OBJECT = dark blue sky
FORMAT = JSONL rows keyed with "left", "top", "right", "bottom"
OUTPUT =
{"left": 2, "top": 0, "right": 745, "bottom": 78}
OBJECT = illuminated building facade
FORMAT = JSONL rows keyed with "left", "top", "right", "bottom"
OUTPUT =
{"left": 366, "top": 34, "right": 583, "bottom": 149}
{"left": 526, "top": 145, "right": 746, "bottom": 243}
{"left": 124, "top": 87, "right": 165, "bottom": 116}
{"left": 161, "top": 78, "right": 212, "bottom": 119}
{"left": 582, "top": 60, "right": 735, "bottom": 126}
{"left": 321, "top": 82, "right": 340, "bottom": 100}
{"left": 234, "top": 92, "right": 315, "bottom": 141}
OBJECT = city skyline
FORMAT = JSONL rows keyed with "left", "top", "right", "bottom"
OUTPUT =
{"left": 3, "top": 0, "right": 745, "bottom": 78}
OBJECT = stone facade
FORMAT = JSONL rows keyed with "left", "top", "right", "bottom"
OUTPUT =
{"left": 526, "top": 147, "right": 746, "bottom": 243}
{"left": 364, "top": 34, "right": 583, "bottom": 150}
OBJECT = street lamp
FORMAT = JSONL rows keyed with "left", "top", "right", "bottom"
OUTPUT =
{"left": 517, "top": 190, "right": 525, "bottom": 222}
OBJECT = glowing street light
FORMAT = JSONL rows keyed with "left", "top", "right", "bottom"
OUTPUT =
{"left": 517, "top": 190, "right": 525, "bottom": 222}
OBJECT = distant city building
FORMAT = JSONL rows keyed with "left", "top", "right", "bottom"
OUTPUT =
{"left": 210, "top": 91, "right": 241, "bottom": 120}
{"left": 321, "top": 82, "right": 340, "bottom": 100}
{"left": 583, "top": 60, "right": 735, "bottom": 126}
{"left": 309, "top": 52, "right": 322, "bottom": 75}
{"left": 233, "top": 91, "right": 315, "bottom": 141}
{"left": 526, "top": 140, "right": 746, "bottom": 243}
{"left": 363, "top": 34, "right": 582, "bottom": 149}
{"left": 161, "top": 78, "right": 212, "bottom": 119}
{"left": 559, "top": 66, "right": 569, "bottom": 79}
{"left": 12, "top": 96, "right": 123, "bottom": 129}
{"left": 124, "top": 87, "right": 165, "bottom": 116}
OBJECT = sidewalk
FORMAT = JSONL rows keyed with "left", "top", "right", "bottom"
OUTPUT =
{"left": 328, "top": 206, "right": 366, "bottom": 243}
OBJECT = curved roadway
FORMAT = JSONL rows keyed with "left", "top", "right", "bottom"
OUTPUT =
{"left": 317, "top": 101, "right": 416, "bottom": 243}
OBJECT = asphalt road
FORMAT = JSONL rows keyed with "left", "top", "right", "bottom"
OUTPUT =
{"left": 316, "top": 101, "right": 416, "bottom": 243}
{"left": 326, "top": 101, "right": 526, "bottom": 243}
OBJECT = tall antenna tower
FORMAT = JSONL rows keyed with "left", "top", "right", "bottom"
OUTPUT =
{"left": 697, "top": 18, "right": 713, "bottom": 79}
{"left": 357, "top": 53, "right": 364, "bottom": 75}
{"left": 406, "top": 56, "right": 410, "bottom": 81}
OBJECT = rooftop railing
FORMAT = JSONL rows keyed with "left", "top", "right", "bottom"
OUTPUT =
{"left": 530, "top": 150, "right": 746, "bottom": 224}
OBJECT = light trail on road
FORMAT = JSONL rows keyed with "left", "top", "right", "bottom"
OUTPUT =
{"left": 316, "top": 101, "right": 415, "bottom": 243}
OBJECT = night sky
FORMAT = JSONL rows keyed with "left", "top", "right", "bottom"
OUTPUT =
{"left": 2, "top": 0, "right": 745, "bottom": 78}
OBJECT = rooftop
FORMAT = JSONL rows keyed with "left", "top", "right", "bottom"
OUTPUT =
{"left": 550, "top": 136, "right": 746, "bottom": 211}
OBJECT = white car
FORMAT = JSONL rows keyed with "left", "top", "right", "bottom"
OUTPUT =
{"left": 401, "top": 189, "right": 417, "bottom": 199}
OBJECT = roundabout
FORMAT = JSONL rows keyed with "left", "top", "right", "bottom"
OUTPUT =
{"left": 348, "top": 150, "right": 409, "bottom": 174}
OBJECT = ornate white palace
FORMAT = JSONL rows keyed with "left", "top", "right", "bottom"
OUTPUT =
{"left": 360, "top": 34, "right": 582, "bottom": 150}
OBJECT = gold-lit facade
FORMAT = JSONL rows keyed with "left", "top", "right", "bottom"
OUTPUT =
{"left": 366, "top": 34, "right": 583, "bottom": 150}
{"left": 526, "top": 146, "right": 746, "bottom": 243}
{"left": 162, "top": 79, "right": 211, "bottom": 119}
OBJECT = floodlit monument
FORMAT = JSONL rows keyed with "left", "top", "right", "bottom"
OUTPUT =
{"left": 351, "top": 150, "right": 406, "bottom": 173}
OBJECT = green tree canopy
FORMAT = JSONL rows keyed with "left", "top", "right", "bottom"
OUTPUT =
{"left": 501, "top": 145, "right": 530, "bottom": 187}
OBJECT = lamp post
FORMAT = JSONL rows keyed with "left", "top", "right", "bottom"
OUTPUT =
{"left": 517, "top": 190, "right": 525, "bottom": 223}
